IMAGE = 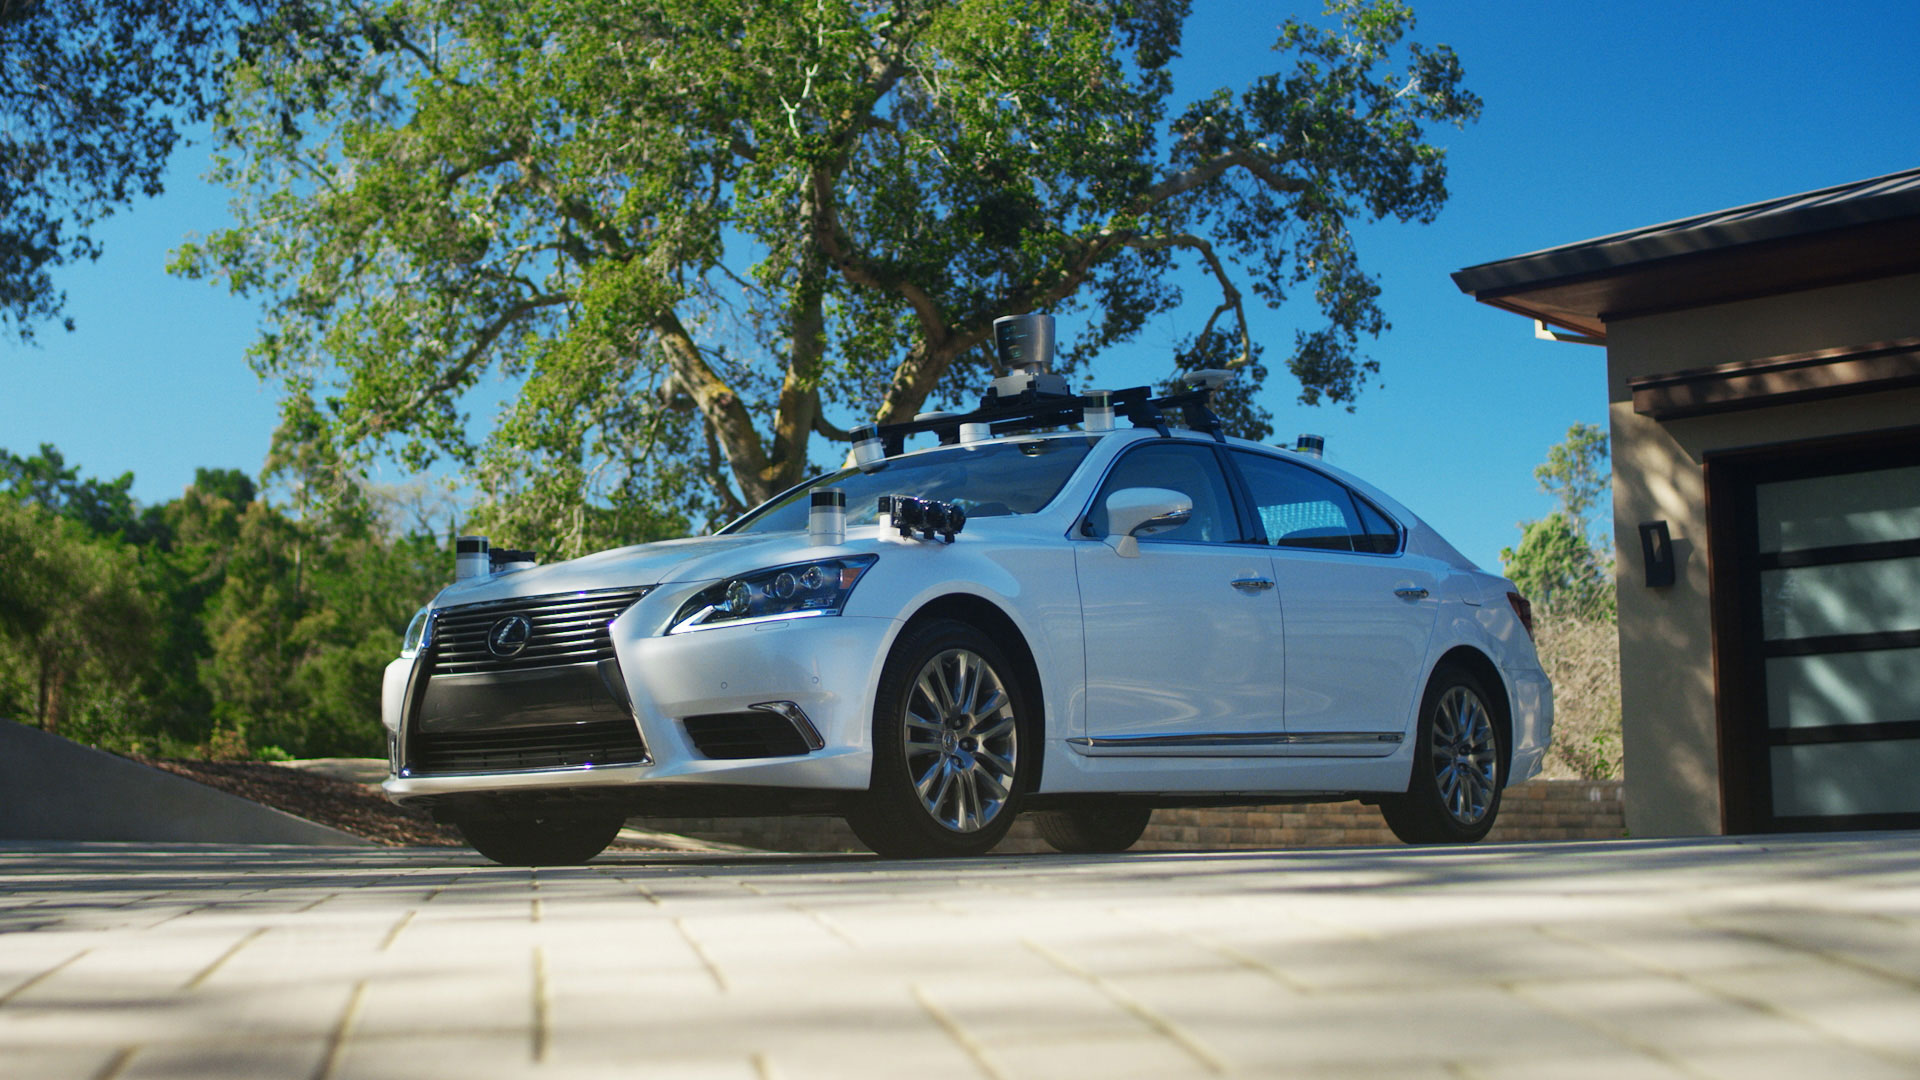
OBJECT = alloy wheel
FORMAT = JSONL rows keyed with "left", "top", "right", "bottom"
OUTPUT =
{"left": 1429, "top": 684, "right": 1498, "bottom": 825}
{"left": 902, "top": 647, "right": 1019, "bottom": 833}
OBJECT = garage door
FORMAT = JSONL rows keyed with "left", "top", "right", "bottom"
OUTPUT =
{"left": 1714, "top": 431, "right": 1920, "bottom": 831}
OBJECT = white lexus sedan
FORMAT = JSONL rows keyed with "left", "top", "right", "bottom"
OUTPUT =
{"left": 381, "top": 319, "right": 1551, "bottom": 865}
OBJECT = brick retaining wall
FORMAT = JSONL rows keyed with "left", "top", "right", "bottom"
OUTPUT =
{"left": 641, "top": 779, "right": 1625, "bottom": 854}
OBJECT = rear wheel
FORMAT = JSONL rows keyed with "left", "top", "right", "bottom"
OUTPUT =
{"left": 1379, "top": 665, "right": 1504, "bottom": 844}
{"left": 1031, "top": 803, "right": 1153, "bottom": 854}
{"left": 846, "top": 619, "right": 1031, "bottom": 858}
{"left": 456, "top": 812, "right": 625, "bottom": 866}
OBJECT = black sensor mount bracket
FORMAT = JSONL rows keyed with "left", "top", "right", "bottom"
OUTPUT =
{"left": 870, "top": 383, "right": 1225, "bottom": 457}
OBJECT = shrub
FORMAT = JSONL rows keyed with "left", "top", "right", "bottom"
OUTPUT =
{"left": 1533, "top": 607, "right": 1622, "bottom": 780}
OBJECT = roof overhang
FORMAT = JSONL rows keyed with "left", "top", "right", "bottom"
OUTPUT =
{"left": 1453, "top": 168, "right": 1920, "bottom": 341}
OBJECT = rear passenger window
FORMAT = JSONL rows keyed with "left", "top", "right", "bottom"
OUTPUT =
{"left": 1230, "top": 450, "right": 1399, "bottom": 555}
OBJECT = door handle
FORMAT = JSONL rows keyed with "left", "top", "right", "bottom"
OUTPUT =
{"left": 1394, "top": 586, "right": 1429, "bottom": 600}
{"left": 1232, "top": 577, "right": 1276, "bottom": 592}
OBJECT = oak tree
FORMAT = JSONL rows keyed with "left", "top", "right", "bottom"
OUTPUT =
{"left": 177, "top": 0, "right": 1480, "bottom": 553}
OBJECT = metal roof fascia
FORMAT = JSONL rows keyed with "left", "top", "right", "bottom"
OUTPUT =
{"left": 1452, "top": 167, "right": 1920, "bottom": 297}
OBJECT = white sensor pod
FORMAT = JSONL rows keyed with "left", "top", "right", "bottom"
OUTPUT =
{"left": 851, "top": 425, "right": 885, "bottom": 470}
{"left": 455, "top": 535, "right": 491, "bottom": 580}
{"left": 809, "top": 488, "right": 846, "bottom": 546}
{"left": 1084, "top": 390, "right": 1115, "bottom": 432}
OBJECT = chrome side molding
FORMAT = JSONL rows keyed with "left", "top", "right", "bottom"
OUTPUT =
{"left": 1067, "top": 730, "right": 1404, "bottom": 758}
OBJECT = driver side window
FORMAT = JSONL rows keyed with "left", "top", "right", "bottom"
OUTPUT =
{"left": 1086, "top": 443, "right": 1242, "bottom": 544}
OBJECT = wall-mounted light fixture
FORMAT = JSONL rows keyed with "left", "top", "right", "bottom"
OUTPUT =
{"left": 1639, "top": 521, "right": 1675, "bottom": 588}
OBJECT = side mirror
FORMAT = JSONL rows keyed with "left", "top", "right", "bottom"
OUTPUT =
{"left": 1102, "top": 487, "right": 1193, "bottom": 558}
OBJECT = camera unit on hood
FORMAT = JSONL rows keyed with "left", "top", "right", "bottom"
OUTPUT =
{"left": 878, "top": 495, "right": 967, "bottom": 544}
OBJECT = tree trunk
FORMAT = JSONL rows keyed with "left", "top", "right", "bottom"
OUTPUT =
{"left": 36, "top": 651, "right": 68, "bottom": 736}
{"left": 764, "top": 251, "right": 829, "bottom": 498}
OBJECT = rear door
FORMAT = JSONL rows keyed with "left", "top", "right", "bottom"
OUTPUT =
{"left": 1228, "top": 450, "right": 1440, "bottom": 746}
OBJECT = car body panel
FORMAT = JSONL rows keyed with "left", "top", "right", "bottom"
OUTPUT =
{"left": 1074, "top": 538, "right": 1288, "bottom": 743}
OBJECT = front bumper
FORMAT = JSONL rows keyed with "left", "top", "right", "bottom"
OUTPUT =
{"left": 383, "top": 609, "right": 897, "bottom": 810}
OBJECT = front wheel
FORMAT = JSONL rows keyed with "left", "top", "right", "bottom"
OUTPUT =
{"left": 456, "top": 812, "right": 626, "bottom": 866}
{"left": 846, "top": 619, "right": 1031, "bottom": 858}
{"left": 1379, "top": 666, "right": 1505, "bottom": 845}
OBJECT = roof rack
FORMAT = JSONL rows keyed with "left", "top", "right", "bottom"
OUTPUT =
{"left": 863, "top": 382, "right": 1226, "bottom": 458}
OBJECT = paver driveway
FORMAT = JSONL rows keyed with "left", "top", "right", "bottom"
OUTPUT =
{"left": 2, "top": 834, "right": 1918, "bottom": 1079}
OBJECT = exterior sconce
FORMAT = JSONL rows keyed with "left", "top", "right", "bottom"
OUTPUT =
{"left": 1640, "top": 521, "right": 1676, "bottom": 587}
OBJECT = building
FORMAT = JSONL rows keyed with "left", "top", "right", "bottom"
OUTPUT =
{"left": 1453, "top": 168, "right": 1920, "bottom": 837}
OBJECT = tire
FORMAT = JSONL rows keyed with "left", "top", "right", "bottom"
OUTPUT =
{"left": 1032, "top": 803, "right": 1153, "bottom": 854}
{"left": 846, "top": 619, "right": 1031, "bottom": 858}
{"left": 1379, "top": 665, "right": 1505, "bottom": 845}
{"left": 456, "top": 812, "right": 625, "bottom": 866}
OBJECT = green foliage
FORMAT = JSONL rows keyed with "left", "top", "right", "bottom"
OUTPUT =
{"left": 1534, "top": 421, "right": 1608, "bottom": 541}
{"left": 178, "top": 0, "right": 1480, "bottom": 541}
{"left": 0, "top": 495, "right": 152, "bottom": 737}
{"left": 0, "top": 0, "right": 243, "bottom": 340}
{"left": 1, "top": 443, "right": 149, "bottom": 540}
{"left": 1500, "top": 511, "right": 1613, "bottom": 621}
{"left": 0, "top": 445, "right": 445, "bottom": 760}
{"left": 1502, "top": 423, "right": 1613, "bottom": 619}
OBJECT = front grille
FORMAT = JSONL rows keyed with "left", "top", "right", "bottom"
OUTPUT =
{"left": 410, "top": 719, "right": 649, "bottom": 776}
{"left": 430, "top": 588, "right": 650, "bottom": 676}
{"left": 684, "top": 712, "right": 816, "bottom": 759}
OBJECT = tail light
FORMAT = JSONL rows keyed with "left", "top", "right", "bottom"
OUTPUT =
{"left": 1507, "top": 591, "right": 1535, "bottom": 640}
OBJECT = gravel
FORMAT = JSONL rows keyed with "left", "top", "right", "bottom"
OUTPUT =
{"left": 130, "top": 757, "right": 464, "bottom": 846}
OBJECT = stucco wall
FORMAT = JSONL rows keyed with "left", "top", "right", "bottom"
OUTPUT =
{"left": 1603, "top": 272, "right": 1920, "bottom": 837}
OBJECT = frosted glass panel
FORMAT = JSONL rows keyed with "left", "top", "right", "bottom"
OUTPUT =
{"left": 1760, "top": 557, "right": 1920, "bottom": 641}
{"left": 1756, "top": 465, "right": 1920, "bottom": 554}
{"left": 1770, "top": 740, "right": 1920, "bottom": 817}
{"left": 1766, "top": 648, "right": 1920, "bottom": 729}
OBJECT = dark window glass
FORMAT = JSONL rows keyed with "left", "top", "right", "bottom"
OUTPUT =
{"left": 1087, "top": 442, "right": 1242, "bottom": 544}
{"left": 1230, "top": 450, "right": 1362, "bottom": 552}
{"left": 725, "top": 437, "right": 1093, "bottom": 534}
{"left": 1350, "top": 493, "right": 1403, "bottom": 554}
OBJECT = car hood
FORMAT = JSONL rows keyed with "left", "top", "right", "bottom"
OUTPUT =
{"left": 429, "top": 531, "right": 821, "bottom": 607}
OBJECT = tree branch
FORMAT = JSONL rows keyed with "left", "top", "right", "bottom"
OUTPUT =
{"left": 812, "top": 405, "right": 853, "bottom": 443}
{"left": 654, "top": 310, "right": 770, "bottom": 506}
{"left": 1131, "top": 146, "right": 1308, "bottom": 216}
{"left": 1122, "top": 233, "right": 1253, "bottom": 367}
{"left": 359, "top": 291, "right": 569, "bottom": 437}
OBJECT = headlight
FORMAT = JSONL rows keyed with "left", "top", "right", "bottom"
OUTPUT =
{"left": 400, "top": 606, "right": 433, "bottom": 658}
{"left": 670, "top": 555, "right": 878, "bottom": 634}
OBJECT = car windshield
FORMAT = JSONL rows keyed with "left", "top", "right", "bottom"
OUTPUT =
{"left": 723, "top": 437, "right": 1095, "bottom": 534}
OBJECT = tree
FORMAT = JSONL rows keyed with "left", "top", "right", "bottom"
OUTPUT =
{"left": 0, "top": 496, "right": 152, "bottom": 734}
{"left": 0, "top": 0, "right": 244, "bottom": 340}
{"left": 1502, "top": 511, "right": 1611, "bottom": 620}
{"left": 1501, "top": 423, "right": 1612, "bottom": 619}
{"left": 1534, "top": 421, "right": 1608, "bottom": 544}
{"left": 177, "top": 0, "right": 1480, "bottom": 552}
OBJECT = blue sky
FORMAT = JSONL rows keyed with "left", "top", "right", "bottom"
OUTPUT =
{"left": 4, "top": 1, "right": 1916, "bottom": 570}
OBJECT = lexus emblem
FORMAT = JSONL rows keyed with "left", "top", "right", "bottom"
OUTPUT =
{"left": 486, "top": 614, "right": 533, "bottom": 658}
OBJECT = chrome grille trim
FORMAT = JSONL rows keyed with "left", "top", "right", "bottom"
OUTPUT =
{"left": 428, "top": 587, "right": 652, "bottom": 677}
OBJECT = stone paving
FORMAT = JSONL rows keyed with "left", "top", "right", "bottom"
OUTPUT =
{"left": 1, "top": 833, "right": 1917, "bottom": 1079}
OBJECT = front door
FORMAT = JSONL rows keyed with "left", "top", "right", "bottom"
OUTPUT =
{"left": 1075, "top": 441, "right": 1287, "bottom": 747}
